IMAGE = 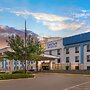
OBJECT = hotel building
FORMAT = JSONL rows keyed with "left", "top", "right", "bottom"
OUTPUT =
{"left": 42, "top": 32, "right": 90, "bottom": 70}
{"left": 63, "top": 32, "right": 90, "bottom": 70}
{"left": 0, "top": 32, "right": 90, "bottom": 71}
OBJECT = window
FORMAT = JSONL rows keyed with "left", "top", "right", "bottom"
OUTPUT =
{"left": 66, "top": 48, "right": 69, "bottom": 54}
{"left": 17, "top": 66, "right": 19, "bottom": 70}
{"left": 66, "top": 57, "right": 69, "bottom": 63}
{"left": 5, "top": 66, "right": 8, "bottom": 70}
{"left": 31, "top": 61, "right": 33, "bottom": 64}
{"left": 5, "top": 61, "right": 8, "bottom": 65}
{"left": 75, "top": 66, "right": 79, "bottom": 70}
{"left": 75, "top": 47, "right": 79, "bottom": 53}
{"left": 14, "top": 66, "right": 17, "bottom": 70}
{"left": 87, "top": 45, "right": 90, "bottom": 52}
{"left": 57, "top": 59, "right": 60, "bottom": 63}
{"left": 75, "top": 56, "right": 79, "bottom": 62}
{"left": 87, "top": 55, "right": 90, "bottom": 62}
{"left": 66, "top": 66, "right": 69, "bottom": 70}
{"left": 0, "top": 53, "right": 2, "bottom": 56}
{"left": 20, "top": 61, "right": 23, "bottom": 64}
{"left": 31, "top": 66, "right": 33, "bottom": 69}
{"left": 49, "top": 50, "right": 52, "bottom": 55}
{"left": 87, "top": 66, "right": 90, "bottom": 70}
{"left": 57, "top": 49, "right": 60, "bottom": 55}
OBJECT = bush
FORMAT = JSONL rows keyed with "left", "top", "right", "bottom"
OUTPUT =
{"left": 0, "top": 74, "right": 34, "bottom": 80}
{"left": 0, "top": 72, "right": 6, "bottom": 74}
{"left": 12, "top": 70, "right": 25, "bottom": 74}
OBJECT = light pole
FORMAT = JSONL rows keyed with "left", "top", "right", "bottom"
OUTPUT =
{"left": 24, "top": 19, "right": 27, "bottom": 73}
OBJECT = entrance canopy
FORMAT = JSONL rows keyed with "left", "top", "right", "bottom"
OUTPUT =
{"left": 40, "top": 54, "right": 60, "bottom": 60}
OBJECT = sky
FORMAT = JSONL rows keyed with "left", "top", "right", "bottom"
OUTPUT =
{"left": 0, "top": 0, "right": 90, "bottom": 37}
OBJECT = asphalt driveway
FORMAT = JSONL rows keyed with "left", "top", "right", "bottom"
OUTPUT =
{"left": 0, "top": 73, "right": 90, "bottom": 90}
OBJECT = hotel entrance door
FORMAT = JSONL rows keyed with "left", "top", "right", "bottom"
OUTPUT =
{"left": 41, "top": 62, "right": 50, "bottom": 70}
{"left": 42, "top": 66, "right": 49, "bottom": 70}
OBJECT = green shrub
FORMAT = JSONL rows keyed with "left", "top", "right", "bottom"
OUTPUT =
{"left": 0, "top": 72, "right": 6, "bottom": 74}
{"left": 12, "top": 70, "right": 25, "bottom": 74}
{"left": 0, "top": 74, "right": 34, "bottom": 80}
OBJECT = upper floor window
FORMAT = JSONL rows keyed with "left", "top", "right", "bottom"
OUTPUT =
{"left": 87, "top": 45, "right": 90, "bottom": 52}
{"left": 75, "top": 56, "right": 79, "bottom": 62}
{"left": 75, "top": 46, "right": 79, "bottom": 53}
{"left": 57, "top": 49, "right": 60, "bottom": 55}
{"left": 87, "top": 55, "right": 90, "bottom": 62}
{"left": 57, "top": 59, "right": 60, "bottom": 63}
{"left": 66, "top": 48, "right": 69, "bottom": 54}
{"left": 66, "top": 57, "right": 69, "bottom": 63}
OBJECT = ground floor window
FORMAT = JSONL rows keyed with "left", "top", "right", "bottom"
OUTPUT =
{"left": 75, "top": 66, "right": 79, "bottom": 70}
{"left": 57, "top": 59, "right": 60, "bottom": 63}
{"left": 66, "top": 66, "right": 69, "bottom": 70}
{"left": 87, "top": 66, "right": 90, "bottom": 70}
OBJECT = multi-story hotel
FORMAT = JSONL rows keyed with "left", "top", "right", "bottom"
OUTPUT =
{"left": 42, "top": 32, "right": 90, "bottom": 70}
{"left": 63, "top": 32, "right": 90, "bottom": 70}
{"left": 0, "top": 32, "right": 90, "bottom": 71}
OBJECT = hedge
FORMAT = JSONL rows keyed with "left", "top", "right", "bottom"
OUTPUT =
{"left": 12, "top": 70, "right": 25, "bottom": 74}
{"left": 0, "top": 74, "right": 34, "bottom": 80}
{"left": 0, "top": 72, "right": 6, "bottom": 74}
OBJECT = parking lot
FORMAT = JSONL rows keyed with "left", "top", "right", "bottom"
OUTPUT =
{"left": 0, "top": 73, "right": 90, "bottom": 90}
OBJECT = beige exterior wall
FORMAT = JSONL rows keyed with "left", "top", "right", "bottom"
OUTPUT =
{"left": 84, "top": 45, "right": 90, "bottom": 70}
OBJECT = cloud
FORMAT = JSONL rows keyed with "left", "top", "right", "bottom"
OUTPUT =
{"left": 30, "top": 12, "right": 72, "bottom": 22}
{"left": 0, "top": 8, "right": 3, "bottom": 12}
{"left": 11, "top": 10, "right": 30, "bottom": 16}
{"left": 86, "top": 29, "right": 90, "bottom": 32}
{"left": 1, "top": 9, "right": 86, "bottom": 31}
{"left": 81, "top": 9, "right": 90, "bottom": 13}
{"left": 4, "top": 8, "right": 11, "bottom": 10}
{"left": 43, "top": 21, "right": 84, "bottom": 31}
{"left": 11, "top": 10, "right": 72, "bottom": 22}
{"left": 0, "top": 8, "right": 12, "bottom": 12}
{"left": 74, "top": 9, "right": 90, "bottom": 18}
{"left": 75, "top": 13, "right": 90, "bottom": 18}
{"left": 12, "top": 10, "right": 81, "bottom": 31}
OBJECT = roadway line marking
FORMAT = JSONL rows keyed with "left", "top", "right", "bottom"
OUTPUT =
{"left": 63, "top": 81, "right": 90, "bottom": 90}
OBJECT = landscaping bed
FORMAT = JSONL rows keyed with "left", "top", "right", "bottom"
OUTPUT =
{"left": 0, "top": 73, "right": 34, "bottom": 80}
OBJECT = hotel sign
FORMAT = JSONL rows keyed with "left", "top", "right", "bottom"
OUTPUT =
{"left": 47, "top": 41, "right": 57, "bottom": 48}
